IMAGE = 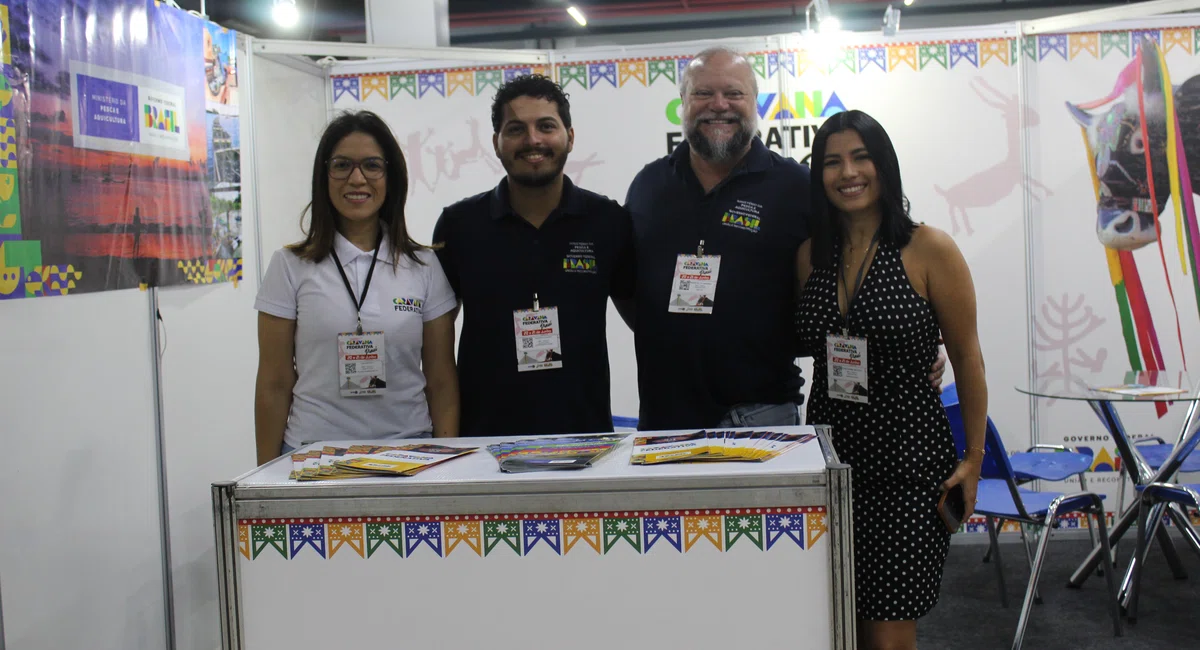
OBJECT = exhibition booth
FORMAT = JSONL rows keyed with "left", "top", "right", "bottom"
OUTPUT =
{"left": 4, "top": 0, "right": 1200, "bottom": 648}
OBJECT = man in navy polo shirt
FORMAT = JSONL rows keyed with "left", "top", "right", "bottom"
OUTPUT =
{"left": 620, "top": 46, "right": 943, "bottom": 431}
{"left": 432, "top": 75, "right": 636, "bottom": 436}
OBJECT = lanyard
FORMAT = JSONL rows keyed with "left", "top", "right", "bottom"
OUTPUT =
{"left": 838, "top": 228, "right": 882, "bottom": 335}
{"left": 331, "top": 231, "right": 382, "bottom": 335}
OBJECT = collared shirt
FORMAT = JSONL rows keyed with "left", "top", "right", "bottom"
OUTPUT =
{"left": 255, "top": 232, "right": 457, "bottom": 447}
{"left": 432, "top": 176, "right": 636, "bottom": 436}
{"left": 624, "top": 137, "right": 810, "bottom": 430}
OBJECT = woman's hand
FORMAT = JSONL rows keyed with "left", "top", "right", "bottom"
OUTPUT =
{"left": 942, "top": 457, "right": 982, "bottom": 522}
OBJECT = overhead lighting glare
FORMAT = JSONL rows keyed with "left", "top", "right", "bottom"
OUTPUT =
{"left": 904, "top": 0, "right": 914, "bottom": 5}
{"left": 820, "top": 16, "right": 841, "bottom": 33}
{"left": 567, "top": 6, "right": 588, "bottom": 26}
{"left": 272, "top": 0, "right": 300, "bottom": 29}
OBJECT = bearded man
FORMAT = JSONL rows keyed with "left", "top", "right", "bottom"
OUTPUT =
{"left": 433, "top": 75, "right": 636, "bottom": 436}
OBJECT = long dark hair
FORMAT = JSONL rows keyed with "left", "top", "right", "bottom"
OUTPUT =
{"left": 289, "top": 110, "right": 423, "bottom": 266}
{"left": 809, "top": 110, "right": 915, "bottom": 269}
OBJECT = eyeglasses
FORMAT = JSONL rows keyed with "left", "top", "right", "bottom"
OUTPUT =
{"left": 327, "top": 156, "right": 387, "bottom": 180}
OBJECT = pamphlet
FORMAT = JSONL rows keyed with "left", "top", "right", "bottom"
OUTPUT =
{"left": 630, "top": 430, "right": 815, "bottom": 464}
{"left": 1091, "top": 383, "right": 1185, "bottom": 397}
{"left": 486, "top": 434, "right": 627, "bottom": 473}
{"left": 285, "top": 443, "right": 478, "bottom": 481}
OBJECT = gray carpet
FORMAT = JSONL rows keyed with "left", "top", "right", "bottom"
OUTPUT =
{"left": 918, "top": 536, "right": 1200, "bottom": 649}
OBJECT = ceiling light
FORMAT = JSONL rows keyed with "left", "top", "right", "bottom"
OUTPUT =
{"left": 272, "top": 0, "right": 299, "bottom": 29}
{"left": 567, "top": 6, "right": 587, "bottom": 26}
{"left": 820, "top": 16, "right": 841, "bottom": 33}
{"left": 904, "top": 0, "right": 915, "bottom": 5}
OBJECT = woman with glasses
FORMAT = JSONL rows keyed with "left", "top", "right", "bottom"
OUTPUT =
{"left": 253, "top": 110, "right": 460, "bottom": 465}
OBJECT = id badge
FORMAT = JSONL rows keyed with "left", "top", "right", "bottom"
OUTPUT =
{"left": 668, "top": 254, "right": 721, "bottom": 314}
{"left": 827, "top": 334, "right": 868, "bottom": 403}
{"left": 338, "top": 331, "right": 387, "bottom": 396}
{"left": 513, "top": 306, "right": 563, "bottom": 372}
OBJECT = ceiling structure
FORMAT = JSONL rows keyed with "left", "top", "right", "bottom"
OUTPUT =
{"left": 176, "top": 0, "right": 1167, "bottom": 45}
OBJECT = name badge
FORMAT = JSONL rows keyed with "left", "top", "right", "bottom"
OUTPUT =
{"left": 668, "top": 254, "right": 721, "bottom": 314}
{"left": 514, "top": 306, "right": 563, "bottom": 372}
{"left": 827, "top": 334, "right": 868, "bottom": 403}
{"left": 338, "top": 331, "right": 387, "bottom": 397}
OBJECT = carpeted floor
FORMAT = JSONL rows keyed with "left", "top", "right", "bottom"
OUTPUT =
{"left": 918, "top": 536, "right": 1200, "bottom": 649}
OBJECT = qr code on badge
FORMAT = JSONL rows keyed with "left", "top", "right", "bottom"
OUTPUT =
{"left": 522, "top": 337, "right": 534, "bottom": 349}
{"left": 678, "top": 280, "right": 690, "bottom": 291}
{"left": 832, "top": 365, "right": 843, "bottom": 378}
{"left": 344, "top": 362, "right": 357, "bottom": 374}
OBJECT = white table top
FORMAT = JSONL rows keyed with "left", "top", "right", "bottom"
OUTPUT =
{"left": 232, "top": 426, "right": 832, "bottom": 497}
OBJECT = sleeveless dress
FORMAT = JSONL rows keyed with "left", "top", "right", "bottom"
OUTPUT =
{"left": 796, "top": 238, "right": 958, "bottom": 621}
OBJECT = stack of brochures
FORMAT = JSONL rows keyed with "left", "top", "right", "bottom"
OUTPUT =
{"left": 289, "top": 443, "right": 478, "bottom": 481}
{"left": 486, "top": 434, "right": 628, "bottom": 473}
{"left": 630, "top": 430, "right": 814, "bottom": 465}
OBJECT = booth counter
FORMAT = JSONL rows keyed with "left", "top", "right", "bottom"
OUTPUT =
{"left": 212, "top": 425, "right": 854, "bottom": 649}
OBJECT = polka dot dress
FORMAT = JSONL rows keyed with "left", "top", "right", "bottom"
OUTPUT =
{"left": 797, "top": 239, "right": 958, "bottom": 622}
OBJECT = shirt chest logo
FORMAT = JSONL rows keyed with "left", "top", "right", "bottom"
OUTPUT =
{"left": 393, "top": 297, "right": 424, "bottom": 313}
{"left": 720, "top": 200, "right": 764, "bottom": 233}
{"left": 563, "top": 241, "right": 598, "bottom": 274}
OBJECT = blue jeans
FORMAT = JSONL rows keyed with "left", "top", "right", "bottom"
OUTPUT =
{"left": 280, "top": 432, "right": 433, "bottom": 456}
{"left": 717, "top": 402, "right": 803, "bottom": 428}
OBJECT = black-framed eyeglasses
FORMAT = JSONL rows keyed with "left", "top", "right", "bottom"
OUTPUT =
{"left": 327, "top": 156, "right": 387, "bottom": 180}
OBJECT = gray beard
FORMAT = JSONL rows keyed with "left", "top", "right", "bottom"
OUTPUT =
{"left": 686, "top": 121, "right": 753, "bottom": 163}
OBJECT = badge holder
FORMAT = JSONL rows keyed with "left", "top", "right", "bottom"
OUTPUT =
{"left": 668, "top": 239, "right": 722, "bottom": 314}
{"left": 333, "top": 233, "right": 387, "bottom": 397}
{"left": 513, "top": 293, "right": 564, "bottom": 372}
{"left": 827, "top": 231, "right": 880, "bottom": 404}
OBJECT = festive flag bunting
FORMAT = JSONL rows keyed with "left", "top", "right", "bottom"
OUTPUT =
{"left": 444, "top": 520, "right": 483, "bottom": 557}
{"left": 1069, "top": 33, "right": 1100, "bottom": 59}
{"left": 683, "top": 515, "right": 723, "bottom": 551}
{"left": 619, "top": 60, "right": 647, "bottom": 87}
{"left": 648, "top": 59, "right": 676, "bottom": 85}
{"left": 333, "top": 77, "right": 359, "bottom": 102}
{"left": 950, "top": 42, "right": 979, "bottom": 68}
{"left": 589, "top": 62, "right": 617, "bottom": 88}
{"left": 483, "top": 520, "right": 521, "bottom": 556}
{"left": 767, "top": 51, "right": 795, "bottom": 78}
{"left": 603, "top": 517, "right": 641, "bottom": 553}
{"left": 888, "top": 45, "right": 917, "bottom": 71}
{"left": 1165, "top": 28, "right": 1192, "bottom": 54}
{"left": 523, "top": 518, "right": 562, "bottom": 555}
{"left": 390, "top": 74, "right": 416, "bottom": 99}
{"left": 919, "top": 44, "right": 948, "bottom": 70}
{"left": 405, "top": 520, "right": 442, "bottom": 557}
{"left": 252, "top": 524, "right": 287, "bottom": 559}
{"left": 366, "top": 521, "right": 403, "bottom": 557}
{"left": 725, "top": 514, "right": 764, "bottom": 551}
{"left": 795, "top": 49, "right": 815, "bottom": 77}
{"left": 829, "top": 49, "right": 856, "bottom": 74}
{"left": 504, "top": 67, "right": 532, "bottom": 83}
{"left": 1102, "top": 31, "right": 1130, "bottom": 58}
{"left": 1132, "top": 29, "right": 1162, "bottom": 54}
{"left": 447, "top": 70, "right": 474, "bottom": 96}
{"left": 418, "top": 72, "right": 445, "bottom": 98}
{"left": 859, "top": 47, "right": 886, "bottom": 73}
{"left": 1022, "top": 35, "right": 1038, "bottom": 61}
{"left": 643, "top": 515, "right": 682, "bottom": 552}
{"left": 328, "top": 521, "right": 365, "bottom": 558}
{"left": 475, "top": 69, "right": 502, "bottom": 94}
{"left": 806, "top": 511, "right": 828, "bottom": 548}
{"left": 980, "top": 40, "right": 1010, "bottom": 67}
{"left": 766, "top": 513, "right": 805, "bottom": 550}
{"left": 677, "top": 57, "right": 692, "bottom": 81}
{"left": 361, "top": 74, "right": 388, "bottom": 100}
{"left": 748, "top": 53, "right": 767, "bottom": 80}
{"left": 1038, "top": 34, "right": 1068, "bottom": 61}
{"left": 530, "top": 65, "right": 550, "bottom": 77}
{"left": 562, "top": 518, "right": 602, "bottom": 554}
{"left": 558, "top": 64, "right": 587, "bottom": 89}
{"left": 238, "top": 524, "right": 250, "bottom": 560}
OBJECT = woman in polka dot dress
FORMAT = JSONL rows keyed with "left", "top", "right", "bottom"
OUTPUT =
{"left": 795, "top": 110, "right": 989, "bottom": 650}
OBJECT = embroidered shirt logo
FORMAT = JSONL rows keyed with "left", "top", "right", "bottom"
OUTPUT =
{"left": 393, "top": 297, "right": 424, "bottom": 313}
{"left": 720, "top": 200, "right": 764, "bottom": 233}
{"left": 563, "top": 241, "right": 598, "bottom": 274}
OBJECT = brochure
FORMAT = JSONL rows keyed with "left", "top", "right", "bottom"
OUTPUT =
{"left": 1091, "top": 383, "right": 1185, "bottom": 397}
{"left": 630, "top": 430, "right": 815, "bottom": 464}
{"left": 333, "top": 443, "right": 478, "bottom": 476}
{"left": 486, "top": 434, "right": 627, "bottom": 473}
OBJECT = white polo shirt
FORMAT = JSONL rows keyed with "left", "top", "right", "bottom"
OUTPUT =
{"left": 255, "top": 232, "right": 457, "bottom": 447}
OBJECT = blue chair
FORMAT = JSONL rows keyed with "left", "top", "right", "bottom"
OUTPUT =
{"left": 942, "top": 384, "right": 1122, "bottom": 649}
{"left": 612, "top": 416, "right": 639, "bottom": 431}
{"left": 1123, "top": 421, "right": 1200, "bottom": 622}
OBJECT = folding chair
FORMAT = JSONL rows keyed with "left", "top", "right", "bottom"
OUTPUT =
{"left": 1122, "top": 420, "right": 1200, "bottom": 623}
{"left": 942, "top": 384, "right": 1122, "bottom": 650}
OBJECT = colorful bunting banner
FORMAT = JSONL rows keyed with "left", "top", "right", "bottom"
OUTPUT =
{"left": 504, "top": 67, "right": 532, "bottom": 83}
{"left": 766, "top": 513, "right": 805, "bottom": 550}
{"left": 589, "top": 62, "right": 618, "bottom": 88}
{"left": 328, "top": 520, "right": 365, "bottom": 559}
{"left": 950, "top": 41, "right": 979, "bottom": 69}
{"left": 1070, "top": 33, "right": 1100, "bottom": 59}
{"left": 683, "top": 515, "right": 723, "bottom": 551}
{"left": 981, "top": 40, "right": 1010, "bottom": 67}
{"left": 859, "top": 47, "right": 886, "bottom": 73}
{"left": 1165, "top": 28, "right": 1192, "bottom": 54}
{"left": 644, "top": 515, "right": 682, "bottom": 553}
{"left": 475, "top": 69, "right": 502, "bottom": 94}
{"left": 361, "top": 74, "right": 388, "bottom": 100}
{"left": 252, "top": 524, "right": 287, "bottom": 559}
{"left": 523, "top": 518, "right": 562, "bottom": 555}
{"left": 1039, "top": 34, "right": 1068, "bottom": 61}
{"left": 484, "top": 519, "right": 521, "bottom": 556}
{"left": 830, "top": 48, "right": 856, "bottom": 74}
{"left": 748, "top": 53, "right": 767, "bottom": 80}
{"left": 562, "top": 518, "right": 601, "bottom": 554}
{"left": 919, "top": 43, "right": 948, "bottom": 70}
{"left": 333, "top": 77, "right": 359, "bottom": 102}
{"left": 725, "top": 514, "right": 764, "bottom": 551}
{"left": 558, "top": 64, "right": 587, "bottom": 89}
{"left": 1102, "top": 31, "right": 1131, "bottom": 58}
{"left": 390, "top": 74, "right": 416, "bottom": 99}
{"left": 366, "top": 521, "right": 403, "bottom": 558}
{"left": 447, "top": 70, "right": 474, "bottom": 96}
{"left": 444, "top": 519, "right": 483, "bottom": 557}
{"left": 677, "top": 57, "right": 692, "bottom": 82}
{"left": 289, "top": 522, "right": 326, "bottom": 559}
{"left": 888, "top": 45, "right": 917, "bottom": 72}
{"left": 405, "top": 520, "right": 442, "bottom": 557}
{"left": 619, "top": 60, "right": 647, "bottom": 87}
{"left": 603, "top": 517, "right": 641, "bottom": 554}
{"left": 648, "top": 59, "right": 676, "bottom": 85}
{"left": 418, "top": 72, "right": 445, "bottom": 98}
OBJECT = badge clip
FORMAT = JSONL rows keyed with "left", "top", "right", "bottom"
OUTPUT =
{"left": 533, "top": 292, "right": 540, "bottom": 311}
{"left": 697, "top": 239, "right": 705, "bottom": 256}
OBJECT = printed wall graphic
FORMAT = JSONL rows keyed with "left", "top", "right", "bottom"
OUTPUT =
{"left": 1033, "top": 293, "right": 1109, "bottom": 400}
{"left": 1, "top": 0, "right": 242, "bottom": 300}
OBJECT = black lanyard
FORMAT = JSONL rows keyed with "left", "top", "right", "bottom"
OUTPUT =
{"left": 331, "top": 231, "right": 381, "bottom": 335}
{"left": 837, "top": 228, "right": 881, "bottom": 335}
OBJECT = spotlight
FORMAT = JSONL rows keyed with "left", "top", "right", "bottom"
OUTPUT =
{"left": 805, "top": 0, "right": 841, "bottom": 35}
{"left": 820, "top": 15, "right": 841, "bottom": 33}
{"left": 904, "top": 0, "right": 914, "bottom": 5}
{"left": 883, "top": 5, "right": 901, "bottom": 36}
{"left": 567, "top": 6, "right": 587, "bottom": 26}
{"left": 272, "top": 0, "right": 299, "bottom": 29}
